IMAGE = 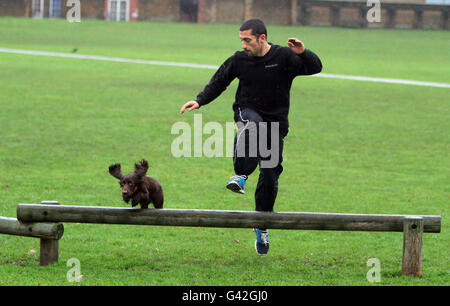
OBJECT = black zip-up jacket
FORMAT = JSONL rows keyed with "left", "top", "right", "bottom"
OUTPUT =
{"left": 195, "top": 43, "right": 322, "bottom": 130}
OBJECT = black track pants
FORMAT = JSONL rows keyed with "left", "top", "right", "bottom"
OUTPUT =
{"left": 233, "top": 107, "right": 287, "bottom": 212}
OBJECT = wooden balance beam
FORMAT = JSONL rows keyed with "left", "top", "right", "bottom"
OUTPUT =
{"left": 17, "top": 204, "right": 440, "bottom": 232}
{"left": 15, "top": 203, "right": 441, "bottom": 276}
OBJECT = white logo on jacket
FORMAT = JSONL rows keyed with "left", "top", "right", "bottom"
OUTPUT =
{"left": 265, "top": 64, "right": 278, "bottom": 69}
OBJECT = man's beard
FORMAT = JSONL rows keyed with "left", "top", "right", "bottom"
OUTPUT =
{"left": 244, "top": 44, "right": 262, "bottom": 57}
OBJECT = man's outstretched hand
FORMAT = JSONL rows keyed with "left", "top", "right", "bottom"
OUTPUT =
{"left": 287, "top": 38, "right": 305, "bottom": 55}
{"left": 180, "top": 101, "right": 200, "bottom": 114}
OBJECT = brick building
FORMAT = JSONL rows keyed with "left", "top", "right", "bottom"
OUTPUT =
{"left": 0, "top": 0, "right": 448, "bottom": 29}
{"left": 0, "top": 0, "right": 180, "bottom": 21}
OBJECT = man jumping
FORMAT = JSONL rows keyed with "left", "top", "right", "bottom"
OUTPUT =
{"left": 180, "top": 19, "right": 322, "bottom": 255}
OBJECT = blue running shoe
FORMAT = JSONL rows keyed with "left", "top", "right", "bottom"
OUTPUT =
{"left": 226, "top": 175, "right": 247, "bottom": 194}
{"left": 254, "top": 228, "right": 269, "bottom": 256}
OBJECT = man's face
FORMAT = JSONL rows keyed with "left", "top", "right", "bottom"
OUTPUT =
{"left": 240, "top": 29, "right": 265, "bottom": 57}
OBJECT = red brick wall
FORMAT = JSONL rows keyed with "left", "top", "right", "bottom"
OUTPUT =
{"left": 422, "top": 10, "right": 442, "bottom": 29}
{"left": 0, "top": 0, "right": 28, "bottom": 17}
{"left": 138, "top": 0, "right": 180, "bottom": 21}
{"left": 213, "top": 0, "right": 245, "bottom": 24}
{"left": 396, "top": 8, "right": 417, "bottom": 28}
{"left": 0, "top": 0, "right": 447, "bottom": 30}
{"left": 339, "top": 7, "right": 360, "bottom": 27}
{"left": 310, "top": 6, "right": 330, "bottom": 26}
{"left": 252, "top": 0, "right": 292, "bottom": 25}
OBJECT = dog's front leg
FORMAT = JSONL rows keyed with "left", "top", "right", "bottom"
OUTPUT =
{"left": 138, "top": 184, "right": 150, "bottom": 209}
{"left": 131, "top": 195, "right": 141, "bottom": 207}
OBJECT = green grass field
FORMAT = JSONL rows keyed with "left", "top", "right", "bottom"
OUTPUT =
{"left": 0, "top": 17, "right": 448, "bottom": 286}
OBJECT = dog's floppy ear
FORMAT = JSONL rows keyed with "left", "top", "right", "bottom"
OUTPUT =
{"left": 134, "top": 159, "right": 149, "bottom": 178}
{"left": 109, "top": 163, "right": 123, "bottom": 180}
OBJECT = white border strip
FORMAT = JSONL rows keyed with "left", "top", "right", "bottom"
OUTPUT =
{"left": 1, "top": 47, "right": 449, "bottom": 88}
{"left": 316, "top": 73, "right": 450, "bottom": 88}
{"left": 0, "top": 48, "right": 219, "bottom": 69}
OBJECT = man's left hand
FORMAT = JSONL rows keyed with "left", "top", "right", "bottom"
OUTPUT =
{"left": 287, "top": 38, "right": 305, "bottom": 54}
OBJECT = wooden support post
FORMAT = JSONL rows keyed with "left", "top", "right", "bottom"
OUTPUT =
{"left": 290, "top": 0, "right": 298, "bottom": 25}
{"left": 360, "top": 6, "right": 368, "bottom": 28}
{"left": 402, "top": 216, "right": 423, "bottom": 277}
{"left": 331, "top": 5, "right": 340, "bottom": 27}
{"left": 413, "top": 9, "right": 423, "bottom": 29}
{"left": 300, "top": 3, "right": 311, "bottom": 26}
{"left": 39, "top": 201, "right": 60, "bottom": 266}
{"left": 442, "top": 9, "right": 448, "bottom": 30}
{"left": 386, "top": 8, "right": 396, "bottom": 29}
{"left": 244, "top": 0, "right": 253, "bottom": 21}
{"left": 40, "top": 238, "right": 59, "bottom": 266}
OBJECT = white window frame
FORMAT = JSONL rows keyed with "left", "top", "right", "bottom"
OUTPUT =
{"left": 49, "top": 0, "right": 54, "bottom": 18}
{"left": 108, "top": 0, "right": 130, "bottom": 22}
{"left": 32, "top": 0, "right": 44, "bottom": 19}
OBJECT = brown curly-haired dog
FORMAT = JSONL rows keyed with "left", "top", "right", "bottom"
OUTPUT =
{"left": 108, "top": 159, "right": 163, "bottom": 209}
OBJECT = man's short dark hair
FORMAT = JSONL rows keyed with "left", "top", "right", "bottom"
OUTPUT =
{"left": 240, "top": 18, "right": 267, "bottom": 38}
